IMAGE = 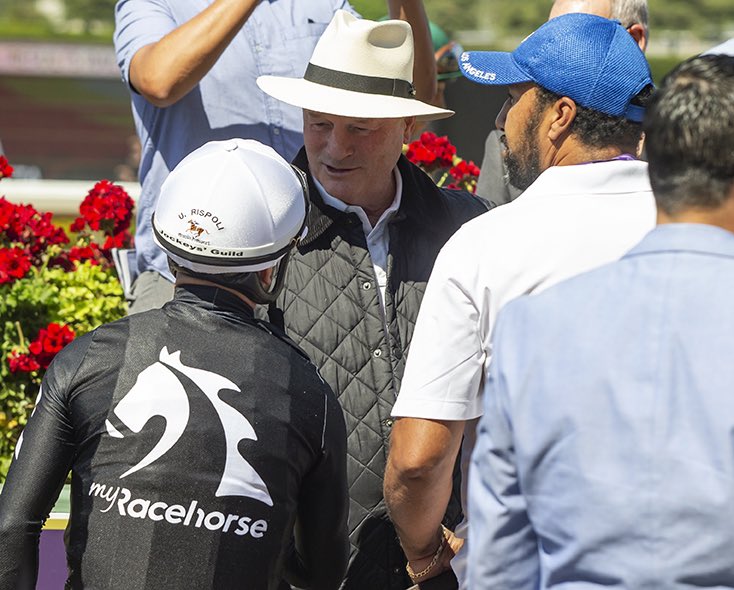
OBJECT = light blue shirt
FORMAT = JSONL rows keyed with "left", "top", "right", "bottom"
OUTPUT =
{"left": 113, "top": 0, "right": 356, "bottom": 279}
{"left": 469, "top": 224, "right": 734, "bottom": 589}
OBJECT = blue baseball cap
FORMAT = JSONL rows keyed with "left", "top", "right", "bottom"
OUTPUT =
{"left": 460, "top": 13, "right": 652, "bottom": 122}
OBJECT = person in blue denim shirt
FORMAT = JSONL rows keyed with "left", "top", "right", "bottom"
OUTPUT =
{"left": 469, "top": 53, "right": 734, "bottom": 589}
{"left": 113, "top": 0, "right": 436, "bottom": 314}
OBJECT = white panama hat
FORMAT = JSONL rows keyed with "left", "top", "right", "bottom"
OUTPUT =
{"left": 257, "top": 10, "right": 453, "bottom": 121}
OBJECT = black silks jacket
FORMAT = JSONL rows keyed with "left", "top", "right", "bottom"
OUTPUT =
{"left": 0, "top": 286, "right": 348, "bottom": 590}
{"left": 270, "top": 149, "right": 490, "bottom": 590}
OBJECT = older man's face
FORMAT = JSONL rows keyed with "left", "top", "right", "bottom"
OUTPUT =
{"left": 496, "top": 83, "right": 546, "bottom": 190}
{"left": 303, "top": 111, "right": 414, "bottom": 208}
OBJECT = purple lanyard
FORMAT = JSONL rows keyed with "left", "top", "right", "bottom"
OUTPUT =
{"left": 582, "top": 153, "right": 637, "bottom": 165}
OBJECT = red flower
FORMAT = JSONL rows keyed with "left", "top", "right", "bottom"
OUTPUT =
{"left": 68, "top": 243, "right": 102, "bottom": 263}
{"left": 0, "top": 155, "right": 13, "bottom": 180}
{"left": 0, "top": 198, "right": 68, "bottom": 259}
{"left": 8, "top": 352, "right": 40, "bottom": 373}
{"left": 406, "top": 142, "right": 438, "bottom": 167}
{"left": 405, "top": 132, "right": 458, "bottom": 171}
{"left": 0, "top": 247, "right": 32, "bottom": 284}
{"left": 102, "top": 230, "right": 131, "bottom": 251}
{"left": 69, "top": 217, "right": 86, "bottom": 233}
{"left": 0, "top": 198, "right": 15, "bottom": 231}
{"left": 77, "top": 180, "right": 135, "bottom": 236}
{"left": 48, "top": 243, "right": 103, "bottom": 270}
{"left": 26, "top": 323, "right": 75, "bottom": 369}
{"left": 449, "top": 159, "right": 481, "bottom": 180}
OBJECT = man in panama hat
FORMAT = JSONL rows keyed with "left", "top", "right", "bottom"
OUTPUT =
{"left": 258, "top": 10, "right": 489, "bottom": 589}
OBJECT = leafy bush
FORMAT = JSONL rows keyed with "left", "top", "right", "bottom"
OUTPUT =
{"left": 0, "top": 156, "right": 133, "bottom": 479}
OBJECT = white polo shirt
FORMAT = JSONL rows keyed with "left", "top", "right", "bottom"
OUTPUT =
{"left": 393, "top": 160, "right": 656, "bottom": 422}
{"left": 391, "top": 160, "right": 657, "bottom": 583}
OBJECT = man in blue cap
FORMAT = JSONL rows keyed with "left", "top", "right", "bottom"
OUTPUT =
{"left": 385, "top": 13, "right": 656, "bottom": 588}
{"left": 468, "top": 52, "right": 734, "bottom": 588}
{"left": 475, "top": 0, "right": 650, "bottom": 205}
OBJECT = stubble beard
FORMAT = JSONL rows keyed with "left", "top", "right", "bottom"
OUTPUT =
{"left": 500, "top": 113, "right": 544, "bottom": 191}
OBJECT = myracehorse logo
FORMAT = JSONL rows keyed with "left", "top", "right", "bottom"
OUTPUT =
{"left": 105, "top": 347, "right": 273, "bottom": 506}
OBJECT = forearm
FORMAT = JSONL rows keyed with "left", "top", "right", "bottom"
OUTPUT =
{"left": 384, "top": 418, "right": 464, "bottom": 560}
{"left": 0, "top": 517, "right": 41, "bottom": 590}
{"left": 388, "top": 0, "right": 437, "bottom": 103}
{"left": 130, "top": 0, "right": 261, "bottom": 106}
{"left": 385, "top": 461, "right": 453, "bottom": 559}
{"left": 0, "top": 392, "right": 74, "bottom": 588}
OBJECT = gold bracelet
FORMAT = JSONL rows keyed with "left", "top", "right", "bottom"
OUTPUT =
{"left": 405, "top": 525, "right": 449, "bottom": 581}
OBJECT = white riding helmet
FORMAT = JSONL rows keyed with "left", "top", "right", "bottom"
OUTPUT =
{"left": 152, "top": 139, "right": 309, "bottom": 302}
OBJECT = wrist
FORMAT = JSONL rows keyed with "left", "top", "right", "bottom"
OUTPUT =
{"left": 405, "top": 526, "right": 448, "bottom": 582}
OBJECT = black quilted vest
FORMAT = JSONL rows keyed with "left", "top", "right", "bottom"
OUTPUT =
{"left": 272, "top": 149, "right": 489, "bottom": 590}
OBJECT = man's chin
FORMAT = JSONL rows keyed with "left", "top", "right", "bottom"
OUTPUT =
{"left": 315, "top": 176, "right": 354, "bottom": 202}
{"left": 504, "top": 154, "right": 541, "bottom": 191}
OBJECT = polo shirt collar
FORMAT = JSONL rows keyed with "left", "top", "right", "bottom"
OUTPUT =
{"left": 520, "top": 159, "right": 651, "bottom": 200}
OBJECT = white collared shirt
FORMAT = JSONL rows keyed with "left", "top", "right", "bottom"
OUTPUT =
{"left": 390, "top": 159, "right": 657, "bottom": 588}
{"left": 315, "top": 168, "right": 402, "bottom": 309}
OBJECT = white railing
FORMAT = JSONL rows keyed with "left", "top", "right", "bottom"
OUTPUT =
{"left": 1, "top": 178, "right": 141, "bottom": 216}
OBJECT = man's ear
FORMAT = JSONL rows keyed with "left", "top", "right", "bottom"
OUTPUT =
{"left": 257, "top": 267, "right": 274, "bottom": 289}
{"left": 626, "top": 24, "right": 648, "bottom": 52}
{"left": 547, "top": 96, "right": 577, "bottom": 142}
{"left": 403, "top": 117, "right": 417, "bottom": 143}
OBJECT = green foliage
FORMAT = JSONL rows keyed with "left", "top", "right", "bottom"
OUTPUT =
{"left": 0, "top": 0, "right": 48, "bottom": 22}
{"left": 351, "top": 0, "right": 387, "bottom": 20}
{"left": 0, "top": 259, "right": 126, "bottom": 479}
{"left": 422, "top": 0, "right": 481, "bottom": 34}
{"left": 649, "top": 0, "right": 734, "bottom": 39}
{"left": 63, "top": 0, "right": 116, "bottom": 34}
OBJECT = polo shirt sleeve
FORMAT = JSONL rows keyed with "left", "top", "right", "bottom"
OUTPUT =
{"left": 113, "top": 0, "right": 178, "bottom": 89}
{"left": 392, "top": 228, "right": 490, "bottom": 421}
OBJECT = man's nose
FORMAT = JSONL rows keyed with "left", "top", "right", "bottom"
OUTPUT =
{"left": 495, "top": 98, "right": 511, "bottom": 131}
{"left": 326, "top": 125, "right": 353, "bottom": 160}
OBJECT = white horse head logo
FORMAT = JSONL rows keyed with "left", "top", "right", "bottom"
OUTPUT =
{"left": 105, "top": 347, "right": 272, "bottom": 506}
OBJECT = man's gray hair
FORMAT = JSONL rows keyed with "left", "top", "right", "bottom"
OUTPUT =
{"left": 610, "top": 0, "right": 648, "bottom": 29}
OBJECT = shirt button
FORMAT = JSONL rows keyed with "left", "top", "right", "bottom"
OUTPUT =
{"left": 362, "top": 281, "right": 372, "bottom": 290}
{"left": 373, "top": 349, "right": 382, "bottom": 358}
{"left": 393, "top": 567, "right": 401, "bottom": 575}
{"left": 273, "top": 128, "right": 281, "bottom": 135}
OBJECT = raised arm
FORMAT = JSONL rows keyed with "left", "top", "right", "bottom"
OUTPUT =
{"left": 388, "top": 0, "right": 437, "bottom": 103}
{"left": 121, "top": 0, "right": 261, "bottom": 107}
